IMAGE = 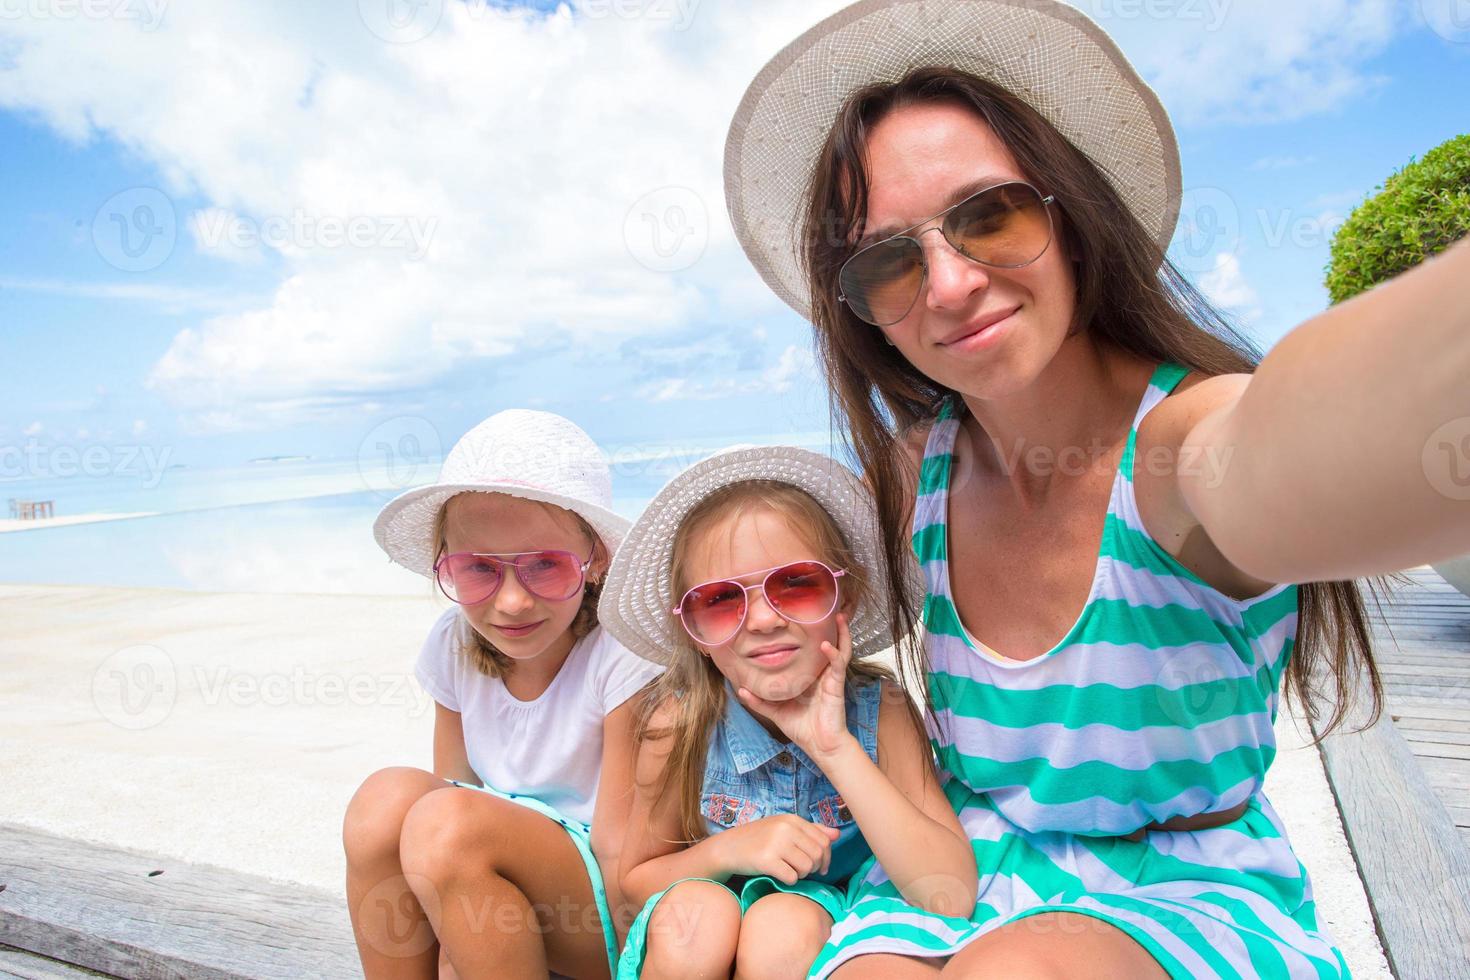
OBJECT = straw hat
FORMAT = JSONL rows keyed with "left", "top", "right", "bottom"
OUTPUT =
{"left": 598, "top": 445, "right": 916, "bottom": 665}
{"left": 724, "top": 0, "right": 1182, "bottom": 321}
{"left": 373, "top": 410, "right": 630, "bottom": 578}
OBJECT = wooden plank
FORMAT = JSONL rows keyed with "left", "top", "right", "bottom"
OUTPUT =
{"left": 1407, "top": 740, "right": 1470, "bottom": 762}
{"left": 1314, "top": 677, "right": 1470, "bottom": 978}
{"left": 0, "top": 825, "right": 359, "bottom": 980}
{"left": 1393, "top": 714, "right": 1470, "bottom": 734}
{"left": 1385, "top": 698, "right": 1470, "bottom": 722}
{"left": 1397, "top": 726, "right": 1470, "bottom": 746}
{"left": 1418, "top": 756, "right": 1470, "bottom": 795}
{"left": 0, "top": 945, "right": 116, "bottom": 978}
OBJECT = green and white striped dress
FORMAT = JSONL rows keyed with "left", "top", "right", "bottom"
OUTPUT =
{"left": 810, "top": 363, "right": 1349, "bottom": 979}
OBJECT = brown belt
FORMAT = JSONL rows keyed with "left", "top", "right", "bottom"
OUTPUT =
{"left": 1119, "top": 800, "right": 1250, "bottom": 842}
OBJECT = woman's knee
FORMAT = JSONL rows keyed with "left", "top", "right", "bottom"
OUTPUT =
{"left": 342, "top": 766, "right": 444, "bottom": 867}
{"left": 642, "top": 880, "right": 741, "bottom": 977}
{"left": 735, "top": 893, "right": 831, "bottom": 978}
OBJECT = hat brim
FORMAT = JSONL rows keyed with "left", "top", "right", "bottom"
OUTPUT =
{"left": 598, "top": 445, "right": 920, "bottom": 666}
{"left": 374, "top": 482, "right": 631, "bottom": 579}
{"left": 724, "top": 0, "right": 1182, "bottom": 321}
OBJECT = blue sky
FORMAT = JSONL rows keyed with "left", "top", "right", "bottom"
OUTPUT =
{"left": 2, "top": 0, "right": 1467, "bottom": 473}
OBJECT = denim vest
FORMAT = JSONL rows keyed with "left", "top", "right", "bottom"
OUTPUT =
{"left": 700, "top": 677, "right": 883, "bottom": 885}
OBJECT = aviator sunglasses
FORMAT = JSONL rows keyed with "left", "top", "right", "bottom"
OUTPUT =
{"left": 838, "top": 180, "right": 1057, "bottom": 327}
{"left": 434, "top": 549, "right": 593, "bottom": 605}
{"left": 672, "top": 560, "right": 846, "bottom": 646}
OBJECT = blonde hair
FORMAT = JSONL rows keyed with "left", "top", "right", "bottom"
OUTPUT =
{"left": 634, "top": 479, "right": 894, "bottom": 844}
{"left": 431, "top": 494, "right": 606, "bottom": 678}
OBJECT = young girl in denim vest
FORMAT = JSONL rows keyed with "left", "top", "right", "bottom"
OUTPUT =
{"left": 597, "top": 446, "right": 976, "bottom": 979}
{"left": 343, "top": 410, "right": 662, "bottom": 980}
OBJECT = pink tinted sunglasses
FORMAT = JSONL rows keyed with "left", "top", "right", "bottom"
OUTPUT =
{"left": 434, "top": 549, "right": 593, "bottom": 605}
{"left": 672, "top": 560, "right": 846, "bottom": 646}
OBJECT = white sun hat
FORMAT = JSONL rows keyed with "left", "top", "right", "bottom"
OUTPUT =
{"left": 373, "top": 409, "right": 630, "bottom": 578}
{"left": 724, "top": 0, "right": 1182, "bottom": 321}
{"left": 598, "top": 444, "right": 918, "bottom": 665}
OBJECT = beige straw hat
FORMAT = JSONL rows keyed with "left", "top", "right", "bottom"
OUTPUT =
{"left": 598, "top": 444, "right": 917, "bottom": 666}
{"left": 725, "top": 0, "right": 1182, "bottom": 321}
{"left": 373, "top": 409, "right": 630, "bottom": 578}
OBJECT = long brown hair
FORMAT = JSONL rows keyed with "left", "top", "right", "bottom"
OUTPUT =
{"left": 431, "top": 493, "right": 606, "bottom": 677}
{"left": 799, "top": 66, "right": 1382, "bottom": 737}
{"left": 634, "top": 480, "right": 896, "bottom": 844}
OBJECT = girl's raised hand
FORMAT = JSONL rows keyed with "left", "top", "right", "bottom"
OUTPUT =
{"left": 710, "top": 813, "right": 840, "bottom": 885}
{"left": 737, "top": 613, "right": 854, "bottom": 762}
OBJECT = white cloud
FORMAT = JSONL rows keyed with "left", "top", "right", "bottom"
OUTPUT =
{"left": 23, "top": 422, "right": 43, "bottom": 437}
{"left": 1199, "top": 252, "right": 1260, "bottom": 321}
{"left": 636, "top": 343, "right": 816, "bottom": 402}
{"left": 0, "top": 0, "right": 1409, "bottom": 429}
{"left": 1082, "top": 0, "right": 1404, "bottom": 125}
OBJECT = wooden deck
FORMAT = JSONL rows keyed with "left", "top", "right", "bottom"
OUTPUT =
{"left": 0, "top": 824, "right": 359, "bottom": 979}
{"left": 1372, "top": 566, "right": 1470, "bottom": 847}
{"left": 1315, "top": 567, "right": 1470, "bottom": 979}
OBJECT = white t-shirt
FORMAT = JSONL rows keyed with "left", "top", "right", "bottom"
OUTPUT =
{"left": 414, "top": 608, "right": 663, "bottom": 826}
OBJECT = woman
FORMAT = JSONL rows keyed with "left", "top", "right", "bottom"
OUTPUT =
{"left": 723, "top": 0, "right": 1469, "bottom": 977}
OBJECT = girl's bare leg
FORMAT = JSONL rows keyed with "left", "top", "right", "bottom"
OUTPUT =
{"left": 343, "top": 766, "right": 450, "bottom": 979}
{"left": 830, "top": 954, "right": 943, "bottom": 978}
{"left": 399, "top": 785, "right": 611, "bottom": 980}
{"left": 941, "top": 912, "right": 1168, "bottom": 979}
{"left": 734, "top": 892, "right": 831, "bottom": 980}
{"left": 639, "top": 879, "right": 742, "bottom": 980}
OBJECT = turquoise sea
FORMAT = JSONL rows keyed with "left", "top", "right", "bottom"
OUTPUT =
{"left": 0, "top": 434, "right": 836, "bottom": 595}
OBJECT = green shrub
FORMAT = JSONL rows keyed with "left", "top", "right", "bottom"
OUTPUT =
{"left": 1325, "top": 133, "right": 1470, "bottom": 304}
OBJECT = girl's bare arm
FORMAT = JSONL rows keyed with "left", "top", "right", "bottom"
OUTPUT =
{"left": 431, "top": 701, "right": 478, "bottom": 784}
{"left": 812, "top": 679, "right": 977, "bottom": 916}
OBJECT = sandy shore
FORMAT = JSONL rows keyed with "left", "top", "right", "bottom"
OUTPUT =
{"left": 0, "top": 583, "right": 1389, "bottom": 976}
{"left": 0, "top": 512, "right": 157, "bottom": 533}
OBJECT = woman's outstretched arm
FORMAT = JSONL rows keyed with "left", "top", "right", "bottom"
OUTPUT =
{"left": 1152, "top": 237, "right": 1470, "bottom": 584}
